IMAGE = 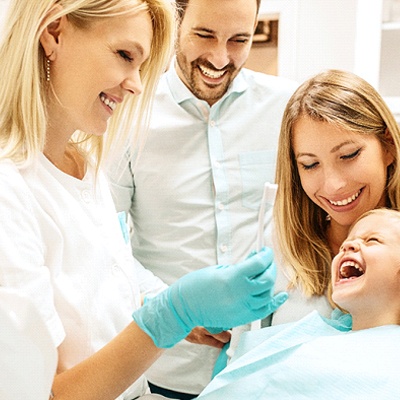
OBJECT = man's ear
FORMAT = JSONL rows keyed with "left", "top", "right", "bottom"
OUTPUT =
{"left": 39, "top": 4, "right": 64, "bottom": 59}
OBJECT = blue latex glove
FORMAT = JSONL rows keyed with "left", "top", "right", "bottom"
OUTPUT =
{"left": 132, "top": 248, "right": 288, "bottom": 348}
{"left": 322, "top": 308, "right": 352, "bottom": 332}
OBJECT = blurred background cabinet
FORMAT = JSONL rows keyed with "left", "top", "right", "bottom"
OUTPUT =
{"left": 246, "top": 0, "right": 400, "bottom": 122}
{"left": 0, "top": 0, "right": 398, "bottom": 121}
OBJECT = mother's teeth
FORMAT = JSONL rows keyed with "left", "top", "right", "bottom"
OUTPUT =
{"left": 330, "top": 190, "right": 360, "bottom": 206}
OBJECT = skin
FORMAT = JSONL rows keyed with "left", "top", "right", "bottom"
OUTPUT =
{"left": 40, "top": 7, "right": 151, "bottom": 178}
{"left": 41, "top": 2, "right": 228, "bottom": 352}
{"left": 331, "top": 213, "right": 400, "bottom": 331}
{"left": 175, "top": 0, "right": 257, "bottom": 106}
{"left": 39, "top": 8, "right": 166, "bottom": 399}
{"left": 293, "top": 116, "right": 394, "bottom": 254}
{"left": 38, "top": 7, "right": 226, "bottom": 396}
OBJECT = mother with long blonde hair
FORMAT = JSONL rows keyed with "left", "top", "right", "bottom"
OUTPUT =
{"left": 274, "top": 69, "right": 400, "bottom": 301}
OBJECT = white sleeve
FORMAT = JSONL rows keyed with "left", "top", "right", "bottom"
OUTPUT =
{"left": 133, "top": 256, "right": 168, "bottom": 298}
{"left": 0, "top": 288, "right": 57, "bottom": 400}
{"left": 0, "top": 161, "right": 65, "bottom": 346}
{"left": 107, "top": 149, "right": 135, "bottom": 213}
{"left": 115, "top": 210, "right": 168, "bottom": 298}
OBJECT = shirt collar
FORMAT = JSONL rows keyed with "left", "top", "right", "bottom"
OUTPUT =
{"left": 166, "top": 58, "right": 248, "bottom": 106}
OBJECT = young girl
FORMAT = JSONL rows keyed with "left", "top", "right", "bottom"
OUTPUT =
{"left": 197, "top": 208, "right": 400, "bottom": 399}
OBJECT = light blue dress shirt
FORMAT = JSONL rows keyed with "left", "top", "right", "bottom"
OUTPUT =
{"left": 109, "top": 62, "right": 298, "bottom": 393}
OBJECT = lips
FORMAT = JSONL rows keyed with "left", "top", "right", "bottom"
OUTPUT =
{"left": 338, "top": 258, "right": 365, "bottom": 282}
{"left": 198, "top": 64, "right": 226, "bottom": 79}
{"left": 100, "top": 92, "right": 117, "bottom": 111}
{"left": 329, "top": 189, "right": 362, "bottom": 207}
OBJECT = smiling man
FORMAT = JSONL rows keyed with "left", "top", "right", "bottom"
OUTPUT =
{"left": 175, "top": 0, "right": 258, "bottom": 106}
{"left": 109, "top": 0, "right": 298, "bottom": 398}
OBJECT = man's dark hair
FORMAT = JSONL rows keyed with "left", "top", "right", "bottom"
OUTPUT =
{"left": 175, "top": 0, "right": 261, "bottom": 22}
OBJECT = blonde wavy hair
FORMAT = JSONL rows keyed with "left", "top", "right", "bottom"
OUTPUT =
{"left": 0, "top": 0, "right": 175, "bottom": 168}
{"left": 350, "top": 207, "right": 400, "bottom": 232}
{"left": 274, "top": 69, "right": 400, "bottom": 297}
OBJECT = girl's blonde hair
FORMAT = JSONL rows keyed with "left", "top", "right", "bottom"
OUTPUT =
{"left": 0, "top": 0, "right": 175, "bottom": 168}
{"left": 274, "top": 69, "right": 400, "bottom": 297}
{"left": 350, "top": 207, "right": 400, "bottom": 230}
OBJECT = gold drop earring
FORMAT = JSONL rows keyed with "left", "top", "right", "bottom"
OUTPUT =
{"left": 46, "top": 57, "right": 51, "bottom": 82}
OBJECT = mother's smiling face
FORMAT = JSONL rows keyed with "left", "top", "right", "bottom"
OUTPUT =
{"left": 292, "top": 116, "right": 394, "bottom": 230}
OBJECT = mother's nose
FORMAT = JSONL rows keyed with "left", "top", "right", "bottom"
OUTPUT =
{"left": 323, "top": 167, "right": 347, "bottom": 193}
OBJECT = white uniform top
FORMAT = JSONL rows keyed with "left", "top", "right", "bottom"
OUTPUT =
{"left": 0, "top": 288, "right": 57, "bottom": 400}
{"left": 109, "top": 64, "right": 305, "bottom": 394}
{"left": 0, "top": 155, "right": 165, "bottom": 400}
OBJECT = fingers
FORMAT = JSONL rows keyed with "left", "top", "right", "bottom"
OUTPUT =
{"left": 247, "top": 290, "right": 289, "bottom": 313}
{"left": 248, "top": 262, "right": 277, "bottom": 296}
{"left": 256, "top": 291, "right": 289, "bottom": 318}
{"left": 207, "top": 330, "right": 231, "bottom": 343}
{"left": 237, "top": 247, "right": 274, "bottom": 278}
{"left": 184, "top": 327, "right": 231, "bottom": 348}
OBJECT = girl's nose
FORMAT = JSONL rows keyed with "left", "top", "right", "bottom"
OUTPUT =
{"left": 340, "top": 239, "right": 360, "bottom": 253}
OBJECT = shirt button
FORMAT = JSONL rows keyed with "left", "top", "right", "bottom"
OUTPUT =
{"left": 210, "top": 120, "right": 216, "bottom": 127}
{"left": 220, "top": 244, "right": 228, "bottom": 253}
{"left": 218, "top": 202, "right": 225, "bottom": 211}
{"left": 81, "top": 190, "right": 92, "bottom": 203}
{"left": 214, "top": 160, "right": 221, "bottom": 168}
{"left": 112, "top": 264, "right": 120, "bottom": 274}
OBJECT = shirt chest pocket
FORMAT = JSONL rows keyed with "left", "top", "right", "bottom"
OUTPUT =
{"left": 239, "top": 150, "right": 276, "bottom": 210}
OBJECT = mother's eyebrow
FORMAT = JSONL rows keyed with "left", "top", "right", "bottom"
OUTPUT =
{"left": 296, "top": 140, "right": 358, "bottom": 158}
{"left": 330, "top": 140, "right": 357, "bottom": 153}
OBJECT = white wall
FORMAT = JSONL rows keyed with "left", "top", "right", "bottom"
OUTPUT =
{"left": 259, "top": 0, "right": 377, "bottom": 83}
{"left": 258, "top": 0, "right": 399, "bottom": 121}
{"left": 0, "top": 0, "right": 10, "bottom": 34}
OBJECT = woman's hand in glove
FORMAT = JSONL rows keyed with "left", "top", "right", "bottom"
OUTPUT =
{"left": 132, "top": 247, "right": 288, "bottom": 348}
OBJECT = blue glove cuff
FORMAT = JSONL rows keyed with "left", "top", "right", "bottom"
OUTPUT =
{"left": 132, "top": 288, "right": 191, "bottom": 348}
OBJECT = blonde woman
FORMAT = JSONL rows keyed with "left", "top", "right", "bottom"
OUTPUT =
{"left": 0, "top": 1, "right": 287, "bottom": 399}
{"left": 274, "top": 69, "right": 400, "bottom": 300}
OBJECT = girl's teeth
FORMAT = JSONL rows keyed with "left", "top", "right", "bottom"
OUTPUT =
{"left": 339, "top": 260, "right": 365, "bottom": 278}
{"left": 330, "top": 190, "right": 361, "bottom": 206}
